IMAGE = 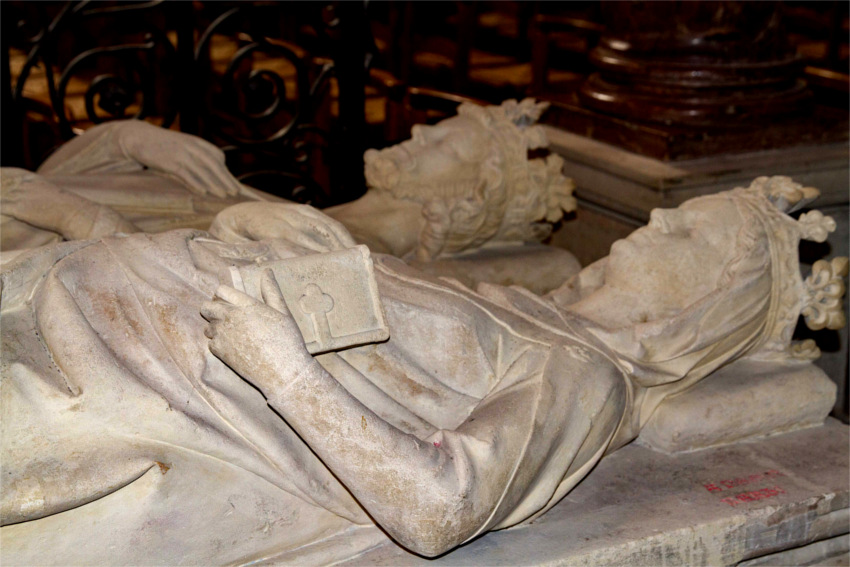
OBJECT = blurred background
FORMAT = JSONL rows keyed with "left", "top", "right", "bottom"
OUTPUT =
{"left": 3, "top": 1, "right": 847, "bottom": 201}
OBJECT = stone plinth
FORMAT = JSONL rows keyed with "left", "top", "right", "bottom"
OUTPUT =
{"left": 542, "top": 127, "right": 849, "bottom": 229}
{"left": 342, "top": 420, "right": 849, "bottom": 566}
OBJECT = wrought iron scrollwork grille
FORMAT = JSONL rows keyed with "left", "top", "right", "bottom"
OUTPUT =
{"left": 2, "top": 0, "right": 371, "bottom": 206}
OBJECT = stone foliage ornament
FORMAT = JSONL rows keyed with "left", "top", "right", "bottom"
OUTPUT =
{"left": 803, "top": 257, "right": 849, "bottom": 332}
{"left": 1, "top": 173, "right": 845, "bottom": 564}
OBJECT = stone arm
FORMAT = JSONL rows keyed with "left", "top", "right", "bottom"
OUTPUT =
{"left": 37, "top": 120, "right": 242, "bottom": 198}
{"left": 201, "top": 274, "right": 548, "bottom": 557}
{"left": 209, "top": 202, "right": 358, "bottom": 253}
{"left": 0, "top": 168, "right": 138, "bottom": 241}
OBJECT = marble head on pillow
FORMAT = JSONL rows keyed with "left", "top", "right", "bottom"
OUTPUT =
{"left": 547, "top": 176, "right": 846, "bottom": 431}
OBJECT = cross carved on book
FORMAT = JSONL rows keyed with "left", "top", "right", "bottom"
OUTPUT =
{"left": 299, "top": 283, "right": 335, "bottom": 349}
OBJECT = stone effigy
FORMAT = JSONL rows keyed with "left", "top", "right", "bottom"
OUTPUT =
{"left": 0, "top": 167, "right": 140, "bottom": 251}
{"left": 328, "top": 98, "right": 576, "bottom": 261}
{"left": 298, "top": 98, "right": 580, "bottom": 292}
{"left": 0, "top": 120, "right": 254, "bottom": 251}
{"left": 0, "top": 100, "right": 580, "bottom": 292}
{"left": 1, "top": 175, "right": 845, "bottom": 564}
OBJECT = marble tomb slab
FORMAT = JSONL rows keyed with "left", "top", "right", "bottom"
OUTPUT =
{"left": 342, "top": 420, "right": 849, "bottom": 566}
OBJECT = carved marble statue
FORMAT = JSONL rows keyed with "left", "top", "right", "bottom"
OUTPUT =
{"left": 1, "top": 176, "right": 845, "bottom": 564}
{"left": 327, "top": 98, "right": 576, "bottom": 261}
{"left": 1, "top": 99, "right": 579, "bottom": 291}
{"left": 0, "top": 121, "right": 247, "bottom": 249}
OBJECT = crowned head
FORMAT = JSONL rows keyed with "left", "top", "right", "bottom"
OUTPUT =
{"left": 569, "top": 176, "right": 847, "bottom": 387}
{"left": 364, "top": 99, "right": 576, "bottom": 260}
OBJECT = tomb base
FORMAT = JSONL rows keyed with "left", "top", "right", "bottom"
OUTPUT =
{"left": 541, "top": 93, "right": 849, "bottom": 163}
{"left": 343, "top": 420, "right": 849, "bottom": 566}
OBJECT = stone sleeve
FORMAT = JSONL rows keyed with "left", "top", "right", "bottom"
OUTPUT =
{"left": 0, "top": 168, "right": 137, "bottom": 240}
{"left": 262, "top": 349, "right": 552, "bottom": 557}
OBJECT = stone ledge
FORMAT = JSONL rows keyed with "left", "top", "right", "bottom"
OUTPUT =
{"left": 343, "top": 420, "right": 849, "bottom": 566}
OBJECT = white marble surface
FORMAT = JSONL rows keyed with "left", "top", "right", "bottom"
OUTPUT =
{"left": 639, "top": 358, "right": 837, "bottom": 453}
{"left": 360, "top": 99, "right": 576, "bottom": 261}
{"left": 343, "top": 419, "right": 849, "bottom": 566}
{"left": 408, "top": 242, "right": 581, "bottom": 295}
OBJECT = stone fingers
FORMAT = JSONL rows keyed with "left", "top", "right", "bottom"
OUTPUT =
{"left": 182, "top": 141, "right": 241, "bottom": 197}
{"left": 200, "top": 300, "right": 230, "bottom": 322}
{"left": 200, "top": 300, "right": 229, "bottom": 339}
{"left": 214, "top": 285, "right": 257, "bottom": 307}
{"left": 260, "top": 270, "right": 288, "bottom": 313}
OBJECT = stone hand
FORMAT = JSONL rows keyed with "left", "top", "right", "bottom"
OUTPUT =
{"left": 1, "top": 167, "right": 138, "bottom": 240}
{"left": 210, "top": 202, "right": 357, "bottom": 252}
{"left": 201, "top": 270, "right": 313, "bottom": 388}
{"left": 115, "top": 121, "right": 242, "bottom": 198}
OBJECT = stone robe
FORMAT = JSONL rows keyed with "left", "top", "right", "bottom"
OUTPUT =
{"left": 1, "top": 230, "right": 626, "bottom": 564}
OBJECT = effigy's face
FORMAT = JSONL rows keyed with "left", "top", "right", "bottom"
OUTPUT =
{"left": 364, "top": 116, "right": 495, "bottom": 198}
{"left": 605, "top": 198, "right": 744, "bottom": 316}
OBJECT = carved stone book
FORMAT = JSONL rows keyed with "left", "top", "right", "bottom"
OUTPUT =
{"left": 222, "top": 245, "right": 389, "bottom": 354}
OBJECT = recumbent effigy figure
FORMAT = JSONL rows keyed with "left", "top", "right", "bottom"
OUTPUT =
{"left": 1, "top": 99, "right": 579, "bottom": 292}
{"left": 327, "top": 98, "right": 575, "bottom": 260}
{"left": 1, "top": 175, "right": 845, "bottom": 564}
{"left": 216, "top": 98, "right": 580, "bottom": 292}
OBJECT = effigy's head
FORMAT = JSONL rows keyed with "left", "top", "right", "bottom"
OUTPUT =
{"left": 592, "top": 176, "right": 847, "bottom": 386}
{"left": 364, "top": 99, "right": 576, "bottom": 260}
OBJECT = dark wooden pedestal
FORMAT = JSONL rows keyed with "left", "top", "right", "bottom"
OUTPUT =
{"left": 539, "top": 1, "right": 849, "bottom": 161}
{"left": 542, "top": 91, "right": 849, "bottom": 162}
